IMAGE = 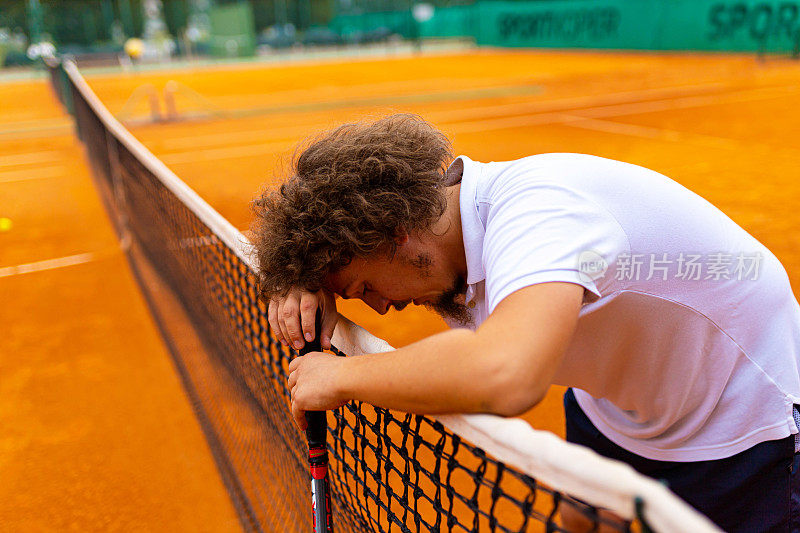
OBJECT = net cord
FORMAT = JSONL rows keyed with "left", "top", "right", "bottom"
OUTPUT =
{"left": 63, "top": 59, "right": 721, "bottom": 533}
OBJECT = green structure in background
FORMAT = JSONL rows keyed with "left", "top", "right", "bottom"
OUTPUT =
{"left": 118, "top": 0, "right": 137, "bottom": 38}
{"left": 209, "top": 2, "right": 257, "bottom": 57}
{"left": 329, "top": 2, "right": 473, "bottom": 41}
{"left": 416, "top": 4, "right": 475, "bottom": 39}
{"left": 473, "top": 0, "right": 800, "bottom": 54}
{"left": 26, "top": 0, "right": 43, "bottom": 44}
{"left": 330, "top": 9, "right": 414, "bottom": 39}
{"left": 329, "top": 0, "right": 800, "bottom": 55}
{"left": 473, "top": 0, "right": 651, "bottom": 49}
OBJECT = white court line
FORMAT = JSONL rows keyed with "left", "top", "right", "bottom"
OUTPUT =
{"left": 160, "top": 123, "right": 326, "bottom": 151}
{"left": 0, "top": 252, "right": 100, "bottom": 279}
{"left": 0, "top": 117, "right": 71, "bottom": 130}
{"left": 0, "top": 166, "right": 65, "bottom": 184}
{"left": 444, "top": 83, "right": 800, "bottom": 136}
{"left": 156, "top": 81, "right": 729, "bottom": 151}
{"left": 0, "top": 123, "right": 73, "bottom": 140}
{"left": 160, "top": 139, "right": 295, "bottom": 165}
{"left": 155, "top": 86, "right": 740, "bottom": 164}
{"left": 210, "top": 76, "right": 519, "bottom": 108}
{"left": 571, "top": 84, "right": 799, "bottom": 120}
{"left": 153, "top": 82, "right": 797, "bottom": 165}
{"left": 0, "top": 150, "right": 62, "bottom": 168}
{"left": 428, "top": 81, "right": 731, "bottom": 125}
{"left": 561, "top": 115, "right": 800, "bottom": 159}
{"left": 560, "top": 115, "right": 687, "bottom": 141}
{"left": 165, "top": 112, "right": 574, "bottom": 164}
{"left": 561, "top": 115, "right": 734, "bottom": 145}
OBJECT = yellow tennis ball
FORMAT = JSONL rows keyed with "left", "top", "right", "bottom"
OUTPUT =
{"left": 124, "top": 38, "right": 144, "bottom": 59}
{"left": 0, "top": 217, "right": 12, "bottom": 232}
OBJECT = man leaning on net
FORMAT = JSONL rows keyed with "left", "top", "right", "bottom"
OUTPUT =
{"left": 251, "top": 114, "right": 800, "bottom": 532}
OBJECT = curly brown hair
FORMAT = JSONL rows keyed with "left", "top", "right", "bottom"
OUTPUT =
{"left": 251, "top": 114, "right": 453, "bottom": 299}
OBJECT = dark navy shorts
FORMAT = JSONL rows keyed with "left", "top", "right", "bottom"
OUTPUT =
{"left": 564, "top": 388, "right": 800, "bottom": 532}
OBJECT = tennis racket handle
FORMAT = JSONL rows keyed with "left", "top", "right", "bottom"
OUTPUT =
{"left": 306, "top": 410, "right": 326, "bottom": 445}
{"left": 310, "top": 448, "right": 333, "bottom": 533}
{"left": 307, "top": 412, "right": 331, "bottom": 532}
{"left": 303, "top": 310, "right": 332, "bottom": 532}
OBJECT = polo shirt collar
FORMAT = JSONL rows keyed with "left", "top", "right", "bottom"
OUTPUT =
{"left": 449, "top": 155, "right": 486, "bottom": 288}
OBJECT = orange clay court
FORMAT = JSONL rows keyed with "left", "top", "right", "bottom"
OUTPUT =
{"left": 2, "top": 49, "right": 799, "bottom": 530}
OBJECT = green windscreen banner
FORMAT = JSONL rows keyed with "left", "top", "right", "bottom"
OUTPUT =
{"left": 473, "top": 0, "right": 800, "bottom": 53}
{"left": 475, "top": 0, "right": 659, "bottom": 49}
{"left": 327, "top": 1, "right": 799, "bottom": 53}
{"left": 666, "top": 1, "right": 800, "bottom": 52}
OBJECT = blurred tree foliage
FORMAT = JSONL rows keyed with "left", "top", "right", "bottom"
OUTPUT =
{"left": 0, "top": 0, "right": 334, "bottom": 46}
{"left": 0, "top": 0, "right": 478, "bottom": 47}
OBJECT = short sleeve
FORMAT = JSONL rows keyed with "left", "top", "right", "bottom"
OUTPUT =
{"left": 482, "top": 180, "right": 630, "bottom": 313}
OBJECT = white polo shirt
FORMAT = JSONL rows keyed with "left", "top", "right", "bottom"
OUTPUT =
{"left": 450, "top": 153, "right": 800, "bottom": 462}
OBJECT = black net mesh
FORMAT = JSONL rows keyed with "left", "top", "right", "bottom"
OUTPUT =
{"left": 49, "top": 59, "right": 636, "bottom": 533}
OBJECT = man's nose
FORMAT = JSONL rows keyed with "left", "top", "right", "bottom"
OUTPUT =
{"left": 364, "top": 293, "right": 390, "bottom": 315}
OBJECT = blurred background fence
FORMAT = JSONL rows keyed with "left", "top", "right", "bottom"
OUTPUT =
{"left": 2, "top": 0, "right": 799, "bottom": 67}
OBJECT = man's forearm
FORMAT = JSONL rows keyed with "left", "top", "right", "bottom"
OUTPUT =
{"left": 335, "top": 328, "right": 545, "bottom": 416}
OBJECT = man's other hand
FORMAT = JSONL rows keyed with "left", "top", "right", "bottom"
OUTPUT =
{"left": 268, "top": 288, "right": 337, "bottom": 350}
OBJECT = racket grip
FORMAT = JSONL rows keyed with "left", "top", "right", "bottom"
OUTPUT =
{"left": 302, "top": 317, "right": 325, "bottom": 447}
{"left": 301, "top": 310, "right": 333, "bottom": 533}
{"left": 308, "top": 411, "right": 333, "bottom": 533}
{"left": 300, "top": 310, "right": 324, "bottom": 447}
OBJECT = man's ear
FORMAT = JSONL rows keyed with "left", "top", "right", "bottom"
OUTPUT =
{"left": 394, "top": 229, "right": 410, "bottom": 246}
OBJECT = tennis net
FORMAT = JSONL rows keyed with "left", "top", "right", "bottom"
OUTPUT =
{"left": 47, "top": 57, "right": 720, "bottom": 533}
